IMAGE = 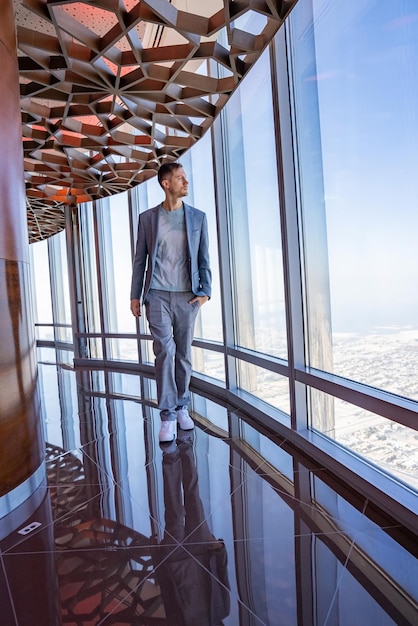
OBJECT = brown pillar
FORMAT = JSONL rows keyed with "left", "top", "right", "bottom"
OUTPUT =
{"left": 0, "top": 0, "right": 44, "bottom": 503}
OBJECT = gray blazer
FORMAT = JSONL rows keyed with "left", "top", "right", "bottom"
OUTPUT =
{"left": 130, "top": 202, "right": 212, "bottom": 302}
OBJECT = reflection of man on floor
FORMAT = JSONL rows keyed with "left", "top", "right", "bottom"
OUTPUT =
{"left": 157, "top": 434, "right": 230, "bottom": 626}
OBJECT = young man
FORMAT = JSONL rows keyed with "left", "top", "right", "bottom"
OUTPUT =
{"left": 130, "top": 163, "right": 212, "bottom": 442}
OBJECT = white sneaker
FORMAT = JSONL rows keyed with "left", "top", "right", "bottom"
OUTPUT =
{"left": 159, "top": 438, "right": 177, "bottom": 454}
{"left": 159, "top": 420, "right": 176, "bottom": 442}
{"left": 176, "top": 407, "right": 194, "bottom": 430}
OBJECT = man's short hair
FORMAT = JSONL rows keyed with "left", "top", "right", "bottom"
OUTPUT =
{"left": 157, "top": 162, "right": 183, "bottom": 188}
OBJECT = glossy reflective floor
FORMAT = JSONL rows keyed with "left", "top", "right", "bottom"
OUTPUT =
{"left": 1, "top": 358, "right": 417, "bottom": 626}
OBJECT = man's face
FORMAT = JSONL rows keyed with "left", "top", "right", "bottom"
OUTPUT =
{"left": 164, "top": 167, "right": 189, "bottom": 197}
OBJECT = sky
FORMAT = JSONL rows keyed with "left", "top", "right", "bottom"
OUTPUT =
{"left": 293, "top": 0, "right": 418, "bottom": 331}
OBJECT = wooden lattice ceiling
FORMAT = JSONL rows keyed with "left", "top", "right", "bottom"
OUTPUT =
{"left": 14, "top": 0, "right": 299, "bottom": 242}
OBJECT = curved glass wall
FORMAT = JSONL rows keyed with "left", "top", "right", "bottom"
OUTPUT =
{"left": 30, "top": 239, "right": 53, "bottom": 342}
{"left": 223, "top": 48, "right": 286, "bottom": 361}
{"left": 288, "top": 0, "right": 418, "bottom": 489}
{"left": 29, "top": 0, "right": 418, "bottom": 516}
{"left": 290, "top": 0, "right": 418, "bottom": 392}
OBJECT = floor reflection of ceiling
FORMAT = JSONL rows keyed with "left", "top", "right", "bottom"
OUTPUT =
{"left": 46, "top": 443, "right": 165, "bottom": 624}
{"left": 46, "top": 439, "right": 230, "bottom": 624}
{"left": 14, "top": 0, "right": 299, "bottom": 242}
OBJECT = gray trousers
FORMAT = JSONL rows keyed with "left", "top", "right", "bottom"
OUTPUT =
{"left": 145, "top": 290, "right": 199, "bottom": 421}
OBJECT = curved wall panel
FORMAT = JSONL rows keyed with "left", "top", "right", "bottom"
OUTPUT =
{"left": 0, "top": 0, "right": 44, "bottom": 503}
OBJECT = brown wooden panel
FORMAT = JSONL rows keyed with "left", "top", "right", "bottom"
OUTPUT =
{"left": 0, "top": 1, "right": 43, "bottom": 499}
{"left": 0, "top": 0, "right": 18, "bottom": 53}
{"left": 0, "top": 0, "right": 28, "bottom": 262}
{"left": 0, "top": 259, "right": 43, "bottom": 497}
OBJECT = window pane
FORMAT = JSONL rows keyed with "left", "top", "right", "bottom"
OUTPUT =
{"left": 290, "top": 0, "right": 418, "bottom": 400}
{"left": 180, "top": 132, "right": 222, "bottom": 343}
{"left": 140, "top": 338, "right": 154, "bottom": 367}
{"left": 191, "top": 393, "right": 229, "bottom": 431}
{"left": 49, "top": 231, "right": 72, "bottom": 343}
{"left": 87, "top": 337, "right": 103, "bottom": 360}
{"left": 102, "top": 192, "right": 137, "bottom": 334}
{"left": 238, "top": 361, "right": 290, "bottom": 415}
{"left": 192, "top": 346, "right": 225, "bottom": 382}
{"left": 30, "top": 239, "right": 53, "bottom": 333}
{"left": 79, "top": 203, "right": 101, "bottom": 333}
{"left": 107, "top": 372, "right": 141, "bottom": 399}
{"left": 38, "top": 362, "right": 62, "bottom": 448}
{"left": 242, "top": 422, "right": 294, "bottom": 481}
{"left": 311, "top": 390, "right": 418, "bottom": 492}
{"left": 37, "top": 346, "right": 57, "bottom": 363}
{"left": 313, "top": 473, "right": 418, "bottom": 609}
{"left": 106, "top": 338, "right": 139, "bottom": 363}
{"left": 224, "top": 49, "right": 287, "bottom": 359}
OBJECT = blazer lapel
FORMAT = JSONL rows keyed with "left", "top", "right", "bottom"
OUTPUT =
{"left": 150, "top": 205, "right": 160, "bottom": 258}
{"left": 184, "top": 203, "right": 194, "bottom": 258}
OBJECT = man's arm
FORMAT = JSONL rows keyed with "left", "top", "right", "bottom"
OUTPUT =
{"left": 130, "top": 213, "right": 148, "bottom": 316}
{"left": 188, "top": 294, "right": 209, "bottom": 306}
{"left": 131, "top": 298, "right": 141, "bottom": 317}
{"left": 196, "top": 213, "right": 212, "bottom": 299}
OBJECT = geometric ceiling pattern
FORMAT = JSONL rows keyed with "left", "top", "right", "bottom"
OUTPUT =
{"left": 14, "top": 0, "right": 299, "bottom": 242}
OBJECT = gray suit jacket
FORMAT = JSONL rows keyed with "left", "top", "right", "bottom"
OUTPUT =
{"left": 130, "top": 202, "right": 212, "bottom": 302}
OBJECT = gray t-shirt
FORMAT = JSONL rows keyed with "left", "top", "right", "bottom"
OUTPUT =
{"left": 150, "top": 205, "right": 191, "bottom": 292}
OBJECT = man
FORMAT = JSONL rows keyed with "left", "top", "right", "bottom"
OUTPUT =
{"left": 130, "top": 162, "right": 211, "bottom": 442}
